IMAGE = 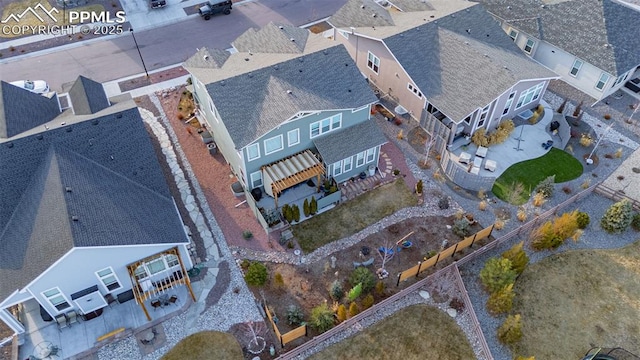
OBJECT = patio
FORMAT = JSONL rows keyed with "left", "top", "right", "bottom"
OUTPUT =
{"left": 16, "top": 286, "right": 190, "bottom": 359}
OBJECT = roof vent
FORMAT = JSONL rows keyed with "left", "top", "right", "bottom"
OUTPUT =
{"left": 299, "top": 69, "right": 303, "bottom": 72}
{"left": 65, "top": 186, "right": 72, "bottom": 192}
{"left": 274, "top": 65, "right": 279, "bottom": 70}
{"left": 345, "top": 63, "right": 349, "bottom": 66}
{"left": 348, "top": 89, "right": 352, "bottom": 93}
{"left": 484, "top": 53, "right": 489, "bottom": 57}
{"left": 290, "top": 38, "right": 295, "bottom": 42}
{"left": 60, "top": 122, "right": 66, "bottom": 126}
{"left": 116, "top": 113, "right": 123, "bottom": 119}
{"left": 5, "top": 142, "right": 13, "bottom": 148}
{"left": 299, "top": 58, "right": 304, "bottom": 62}
{"left": 44, "top": 125, "right": 50, "bottom": 130}
{"left": 451, "top": 14, "right": 455, "bottom": 18}
{"left": 110, "top": 155, "right": 114, "bottom": 160}
{"left": 323, "top": 50, "right": 328, "bottom": 55}
{"left": 286, "top": 90, "right": 293, "bottom": 94}
{"left": 541, "top": 4, "right": 546, "bottom": 8}
{"left": 430, "top": 15, "right": 434, "bottom": 18}
{"left": 89, "top": 138, "right": 94, "bottom": 146}
{"left": 361, "top": 4, "right": 365, "bottom": 9}
{"left": 36, "top": 134, "right": 43, "bottom": 140}
{"left": 279, "top": 25, "right": 284, "bottom": 29}
{"left": 203, "top": 55, "right": 210, "bottom": 61}
{"left": 244, "top": 58, "right": 250, "bottom": 61}
{"left": 66, "top": 127, "right": 72, "bottom": 132}
{"left": 220, "top": 80, "right": 225, "bottom": 86}
{"left": 503, "top": 65, "right": 509, "bottom": 69}
{"left": 372, "top": 13, "right": 377, "bottom": 17}
{"left": 92, "top": 119, "right": 99, "bottom": 125}
{"left": 464, "top": 41, "right": 469, "bottom": 45}
{"left": 507, "top": 5, "right": 512, "bottom": 9}
{"left": 72, "top": 216, "right": 79, "bottom": 221}
{"left": 248, "top": 73, "right": 253, "bottom": 78}
{"left": 466, "top": 29, "right": 471, "bottom": 33}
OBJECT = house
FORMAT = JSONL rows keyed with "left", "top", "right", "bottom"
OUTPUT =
{"left": 476, "top": 0, "right": 640, "bottom": 104}
{"left": 0, "top": 77, "right": 195, "bottom": 337}
{"left": 184, "top": 23, "right": 386, "bottom": 212}
{"left": 328, "top": 0, "right": 558, "bottom": 150}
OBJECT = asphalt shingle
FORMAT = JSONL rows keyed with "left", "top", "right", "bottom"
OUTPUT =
{"left": 313, "top": 120, "right": 388, "bottom": 164}
{"left": 233, "top": 22, "right": 309, "bottom": 54}
{"left": 68, "top": 76, "right": 110, "bottom": 115}
{"left": 0, "top": 81, "right": 60, "bottom": 138}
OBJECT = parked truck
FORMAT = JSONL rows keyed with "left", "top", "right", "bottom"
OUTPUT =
{"left": 150, "top": 0, "right": 166, "bottom": 8}
{"left": 198, "top": 0, "right": 232, "bottom": 20}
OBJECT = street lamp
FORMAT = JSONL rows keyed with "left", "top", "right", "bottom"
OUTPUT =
{"left": 129, "top": 28, "right": 149, "bottom": 78}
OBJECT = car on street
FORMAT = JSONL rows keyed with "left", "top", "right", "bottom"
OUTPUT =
{"left": 199, "top": 0, "right": 232, "bottom": 20}
{"left": 9, "top": 80, "right": 50, "bottom": 94}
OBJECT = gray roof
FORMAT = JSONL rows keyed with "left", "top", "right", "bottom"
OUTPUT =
{"left": 0, "top": 81, "right": 60, "bottom": 138}
{"left": 477, "top": 0, "right": 640, "bottom": 75}
{"left": 68, "top": 76, "right": 110, "bottom": 115}
{"left": 313, "top": 120, "right": 387, "bottom": 164}
{"left": 0, "top": 108, "right": 188, "bottom": 302}
{"left": 328, "top": 0, "right": 395, "bottom": 28}
{"left": 233, "top": 22, "right": 309, "bottom": 54}
{"left": 384, "top": 4, "right": 557, "bottom": 121}
{"left": 184, "top": 47, "right": 230, "bottom": 69}
{"left": 205, "top": 45, "right": 378, "bottom": 149}
{"left": 389, "top": 0, "right": 434, "bottom": 11}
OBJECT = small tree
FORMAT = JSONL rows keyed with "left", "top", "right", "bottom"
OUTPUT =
{"left": 292, "top": 204, "right": 301, "bottom": 223}
{"left": 375, "top": 281, "right": 385, "bottom": 296}
{"left": 576, "top": 211, "right": 590, "bottom": 229}
{"left": 501, "top": 241, "right": 529, "bottom": 275}
{"left": 632, "top": 213, "right": 640, "bottom": 231}
{"left": 349, "top": 267, "right": 376, "bottom": 292}
{"left": 535, "top": 175, "right": 555, "bottom": 198}
{"left": 553, "top": 211, "right": 579, "bottom": 240}
{"left": 336, "top": 304, "right": 347, "bottom": 323}
{"left": 361, "top": 294, "right": 374, "bottom": 310}
{"left": 452, "top": 218, "right": 471, "bottom": 237}
{"left": 310, "top": 303, "right": 335, "bottom": 332}
{"left": 286, "top": 305, "right": 304, "bottom": 325}
{"left": 498, "top": 314, "right": 523, "bottom": 344}
{"left": 273, "top": 272, "right": 285, "bottom": 289}
{"left": 486, "top": 283, "right": 515, "bottom": 315}
{"left": 573, "top": 101, "right": 583, "bottom": 117}
{"left": 416, "top": 179, "right": 423, "bottom": 194}
{"left": 303, "top": 199, "right": 311, "bottom": 217}
{"left": 330, "top": 280, "right": 344, "bottom": 301}
{"left": 244, "top": 262, "right": 268, "bottom": 286}
{"left": 557, "top": 98, "right": 567, "bottom": 114}
{"left": 348, "top": 302, "right": 359, "bottom": 317}
{"left": 348, "top": 283, "right": 362, "bottom": 302}
{"left": 601, "top": 199, "right": 633, "bottom": 233}
{"left": 282, "top": 204, "right": 293, "bottom": 223}
{"left": 310, "top": 196, "right": 318, "bottom": 215}
{"left": 479, "top": 258, "right": 517, "bottom": 293}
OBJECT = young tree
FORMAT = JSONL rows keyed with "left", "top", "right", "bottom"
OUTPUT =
{"left": 487, "top": 283, "right": 515, "bottom": 315}
{"left": 303, "top": 199, "right": 311, "bottom": 217}
{"left": 310, "top": 196, "right": 318, "bottom": 215}
{"left": 310, "top": 303, "right": 335, "bottom": 332}
{"left": 498, "top": 314, "right": 523, "bottom": 344}
{"left": 286, "top": 305, "right": 304, "bottom": 325}
{"left": 336, "top": 304, "right": 347, "bottom": 323}
{"left": 244, "top": 262, "right": 268, "bottom": 286}
{"left": 479, "top": 258, "right": 517, "bottom": 293}
{"left": 329, "top": 280, "right": 344, "bottom": 302}
{"left": 348, "top": 302, "right": 360, "bottom": 317}
{"left": 501, "top": 241, "right": 529, "bottom": 275}
{"left": 349, "top": 267, "right": 376, "bottom": 293}
{"left": 601, "top": 199, "right": 633, "bottom": 233}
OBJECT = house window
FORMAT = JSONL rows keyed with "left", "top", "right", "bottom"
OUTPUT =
{"left": 264, "top": 135, "right": 284, "bottom": 155}
{"left": 147, "top": 258, "right": 166, "bottom": 275}
{"left": 478, "top": 105, "right": 490, "bottom": 128}
{"left": 595, "top": 73, "right": 610, "bottom": 91}
{"left": 407, "top": 83, "right": 422, "bottom": 98}
{"left": 166, "top": 254, "right": 179, "bottom": 267}
{"left": 96, "top": 267, "right": 121, "bottom": 292}
{"left": 503, "top": 92, "right": 516, "bottom": 115}
{"left": 366, "top": 148, "right": 375, "bottom": 163}
{"left": 516, "top": 82, "right": 544, "bottom": 108}
{"left": 247, "top": 143, "right": 260, "bottom": 161}
{"left": 134, "top": 266, "right": 148, "bottom": 281}
{"left": 250, "top": 171, "right": 263, "bottom": 188}
{"left": 333, "top": 160, "right": 343, "bottom": 176}
{"left": 287, "top": 129, "right": 300, "bottom": 146}
{"left": 463, "top": 115, "right": 472, "bottom": 125}
{"left": 356, "top": 152, "right": 365, "bottom": 167}
{"left": 43, "top": 287, "right": 70, "bottom": 312}
{"left": 367, "top": 51, "right": 380, "bottom": 74}
{"left": 508, "top": 29, "right": 518, "bottom": 41}
{"left": 343, "top": 156, "right": 353, "bottom": 172}
{"left": 569, "top": 59, "right": 583, "bottom": 77}
{"left": 310, "top": 114, "right": 342, "bottom": 138}
{"left": 524, "top": 39, "right": 535, "bottom": 54}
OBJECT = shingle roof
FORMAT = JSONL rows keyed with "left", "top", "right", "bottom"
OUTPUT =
{"left": 0, "top": 81, "right": 60, "bottom": 138}
{"left": 184, "top": 47, "right": 230, "bottom": 69}
{"left": 477, "top": 0, "right": 640, "bottom": 75}
{"left": 383, "top": 4, "right": 557, "bottom": 121}
{"left": 233, "top": 22, "right": 309, "bottom": 53}
{"left": 328, "top": 0, "right": 395, "bottom": 29}
{"left": 0, "top": 107, "right": 188, "bottom": 302}
{"left": 68, "top": 76, "right": 110, "bottom": 115}
{"left": 313, "top": 120, "right": 387, "bottom": 164}
{"left": 204, "top": 45, "right": 378, "bottom": 149}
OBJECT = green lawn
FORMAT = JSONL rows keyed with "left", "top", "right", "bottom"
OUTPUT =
{"left": 492, "top": 148, "right": 583, "bottom": 204}
{"left": 293, "top": 178, "right": 417, "bottom": 253}
{"left": 308, "top": 304, "right": 475, "bottom": 360}
{"left": 161, "top": 331, "right": 242, "bottom": 360}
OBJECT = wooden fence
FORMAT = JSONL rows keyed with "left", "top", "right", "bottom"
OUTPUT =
{"left": 595, "top": 184, "right": 640, "bottom": 211}
{"left": 396, "top": 224, "right": 495, "bottom": 286}
{"left": 264, "top": 304, "right": 307, "bottom": 347}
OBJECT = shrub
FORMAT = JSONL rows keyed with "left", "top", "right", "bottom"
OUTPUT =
{"left": 580, "top": 134, "right": 593, "bottom": 147}
{"left": 531, "top": 221, "right": 560, "bottom": 250}
{"left": 310, "top": 196, "right": 318, "bottom": 215}
{"left": 349, "top": 267, "right": 376, "bottom": 292}
{"left": 244, "top": 262, "right": 268, "bottom": 286}
{"left": 479, "top": 200, "right": 488, "bottom": 211}
{"left": 479, "top": 258, "right": 517, "bottom": 293}
{"left": 310, "top": 303, "right": 335, "bottom": 332}
{"left": 273, "top": 272, "right": 284, "bottom": 289}
{"left": 562, "top": 186, "right": 572, "bottom": 194}
{"left": 576, "top": 211, "right": 590, "bottom": 229}
{"left": 604, "top": 114, "right": 612, "bottom": 120}
{"left": 487, "top": 283, "right": 514, "bottom": 315}
{"left": 498, "top": 314, "right": 523, "bottom": 344}
{"left": 532, "top": 192, "right": 546, "bottom": 207}
{"left": 615, "top": 148, "right": 623, "bottom": 158}
{"left": 581, "top": 179, "right": 591, "bottom": 189}
{"left": 433, "top": 170, "right": 446, "bottom": 183}
{"left": 477, "top": 188, "right": 487, "bottom": 200}
{"left": 517, "top": 209, "right": 527, "bottom": 222}
{"left": 242, "top": 230, "right": 253, "bottom": 240}
{"left": 416, "top": 179, "right": 423, "bottom": 194}
{"left": 286, "top": 305, "right": 304, "bottom": 325}
{"left": 535, "top": 175, "right": 555, "bottom": 198}
{"left": 499, "top": 119, "right": 515, "bottom": 133}
{"left": 349, "top": 302, "right": 360, "bottom": 317}
{"left": 515, "top": 356, "right": 535, "bottom": 360}
{"left": 501, "top": 241, "right": 529, "bottom": 275}
{"left": 452, "top": 218, "right": 471, "bottom": 237}
{"left": 557, "top": 98, "right": 567, "bottom": 113}
{"left": 361, "top": 294, "right": 374, "bottom": 310}
{"left": 632, "top": 213, "right": 640, "bottom": 231}
{"left": 494, "top": 219, "right": 505, "bottom": 230}
{"left": 303, "top": 199, "right": 310, "bottom": 217}
{"left": 375, "top": 281, "right": 385, "bottom": 296}
{"left": 573, "top": 101, "right": 583, "bottom": 117}
{"left": 529, "top": 111, "right": 540, "bottom": 125}
{"left": 393, "top": 169, "right": 400, "bottom": 176}
{"left": 282, "top": 204, "right": 293, "bottom": 223}
{"left": 240, "top": 259, "right": 251, "bottom": 270}
{"left": 471, "top": 128, "right": 489, "bottom": 147}
{"left": 601, "top": 199, "right": 634, "bottom": 233}
{"left": 291, "top": 204, "right": 301, "bottom": 222}
{"left": 336, "top": 304, "right": 347, "bottom": 323}
{"left": 330, "top": 280, "right": 344, "bottom": 301}
{"left": 348, "top": 283, "right": 363, "bottom": 302}
{"left": 438, "top": 197, "right": 449, "bottom": 209}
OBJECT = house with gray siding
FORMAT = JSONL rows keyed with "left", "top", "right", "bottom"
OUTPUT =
{"left": 184, "top": 23, "right": 386, "bottom": 210}
{"left": 329, "top": 0, "right": 558, "bottom": 149}
{"left": 0, "top": 77, "right": 195, "bottom": 337}
{"left": 477, "top": 0, "right": 640, "bottom": 104}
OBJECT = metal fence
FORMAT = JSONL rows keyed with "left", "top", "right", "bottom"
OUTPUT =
{"left": 441, "top": 151, "right": 496, "bottom": 192}
{"left": 595, "top": 184, "right": 640, "bottom": 211}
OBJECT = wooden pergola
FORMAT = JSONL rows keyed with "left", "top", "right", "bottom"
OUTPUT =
{"left": 262, "top": 149, "right": 325, "bottom": 207}
{"left": 126, "top": 247, "right": 196, "bottom": 321}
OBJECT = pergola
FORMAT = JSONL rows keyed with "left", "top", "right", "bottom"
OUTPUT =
{"left": 126, "top": 247, "right": 196, "bottom": 321}
{"left": 262, "top": 149, "right": 325, "bottom": 207}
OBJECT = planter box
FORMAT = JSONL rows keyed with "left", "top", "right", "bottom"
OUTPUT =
{"left": 318, "top": 190, "right": 341, "bottom": 209}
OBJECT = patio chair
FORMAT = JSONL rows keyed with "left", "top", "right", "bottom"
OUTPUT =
{"left": 55, "top": 314, "right": 68, "bottom": 331}
{"left": 476, "top": 146, "right": 488, "bottom": 158}
{"left": 168, "top": 295, "right": 178, "bottom": 306}
{"left": 458, "top": 152, "right": 471, "bottom": 164}
{"left": 151, "top": 299, "right": 162, "bottom": 311}
{"left": 66, "top": 310, "right": 79, "bottom": 327}
{"left": 484, "top": 159, "right": 497, "bottom": 172}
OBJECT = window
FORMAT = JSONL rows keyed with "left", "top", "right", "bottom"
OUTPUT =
{"left": 332, "top": 160, "right": 343, "bottom": 176}
{"left": 524, "top": 39, "right": 535, "bottom": 54}
{"left": 508, "top": 29, "right": 518, "bottom": 41}
{"left": 366, "top": 148, "right": 375, "bottom": 163}
{"left": 343, "top": 156, "right": 353, "bottom": 172}
{"left": 43, "top": 288, "right": 70, "bottom": 312}
{"left": 502, "top": 92, "right": 516, "bottom": 115}
{"left": 463, "top": 115, "right": 472, "bottom": 125}
{"left": 613, "top": 71, "right": 629, "bottom": 87}
{"left": 147, "top": 258, "right": 166, "bottom": 275}
{"left": 250, "top": 171, "right": 263, "bottom": 188}
{"left": 356, "top": 152, "right": 365, "bottom": 167}
{"left": 367, "top": 51, "right": 380, "bottom": 73}
{"left": 516, "top": 82, "right": 545, "bottom": 108}
{"left": 246, "top": 143, "right": 260, "bottom": 161}
{"left": 264, "top": 135, "right": 284, "bottom": 155}
{"left": 135, "top": 255, "right": 180, "bottom": 281}
{"left": 569, "top": 59, "right": 583, "bottom": 77}
{"left": 166, "top": 254, "right": 179, "bottom": 267}
{"left": 287, "top": 129, "right": 300, "bottom": 146}
{"left": 478, "top": 104, "right": 490, "bottom": 128}
{"left": 595, "top": 73, "right": 610, "bottom": 91}
{"left": 96, "top": 267, "right": 121, "bottom": 292}
{"left": 134, "top": 266, "right": 148, "bottom": 281}
{"left": 407, "top": 83, "right": 423, "bottom": 98}
{"left": 310, "top": 114, "right": 342, "bottom": 138}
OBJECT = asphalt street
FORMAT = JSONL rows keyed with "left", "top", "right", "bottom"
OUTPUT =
{"left": 0, "top": 0, "right": 346, "bottom": 92}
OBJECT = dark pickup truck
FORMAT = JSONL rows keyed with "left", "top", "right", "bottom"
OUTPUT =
{"left": 199, "top": 0, "right": 232, "bottom": 20}
{"left": 150, "top": 0, "right": 166, "bottom": 8}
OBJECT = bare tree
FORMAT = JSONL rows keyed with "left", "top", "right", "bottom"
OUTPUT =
{"left": 240, "top": 321, "right": 267, "bottom": 354}
{"left": 423, "top": 134, "right": 436, "bottom": 167}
